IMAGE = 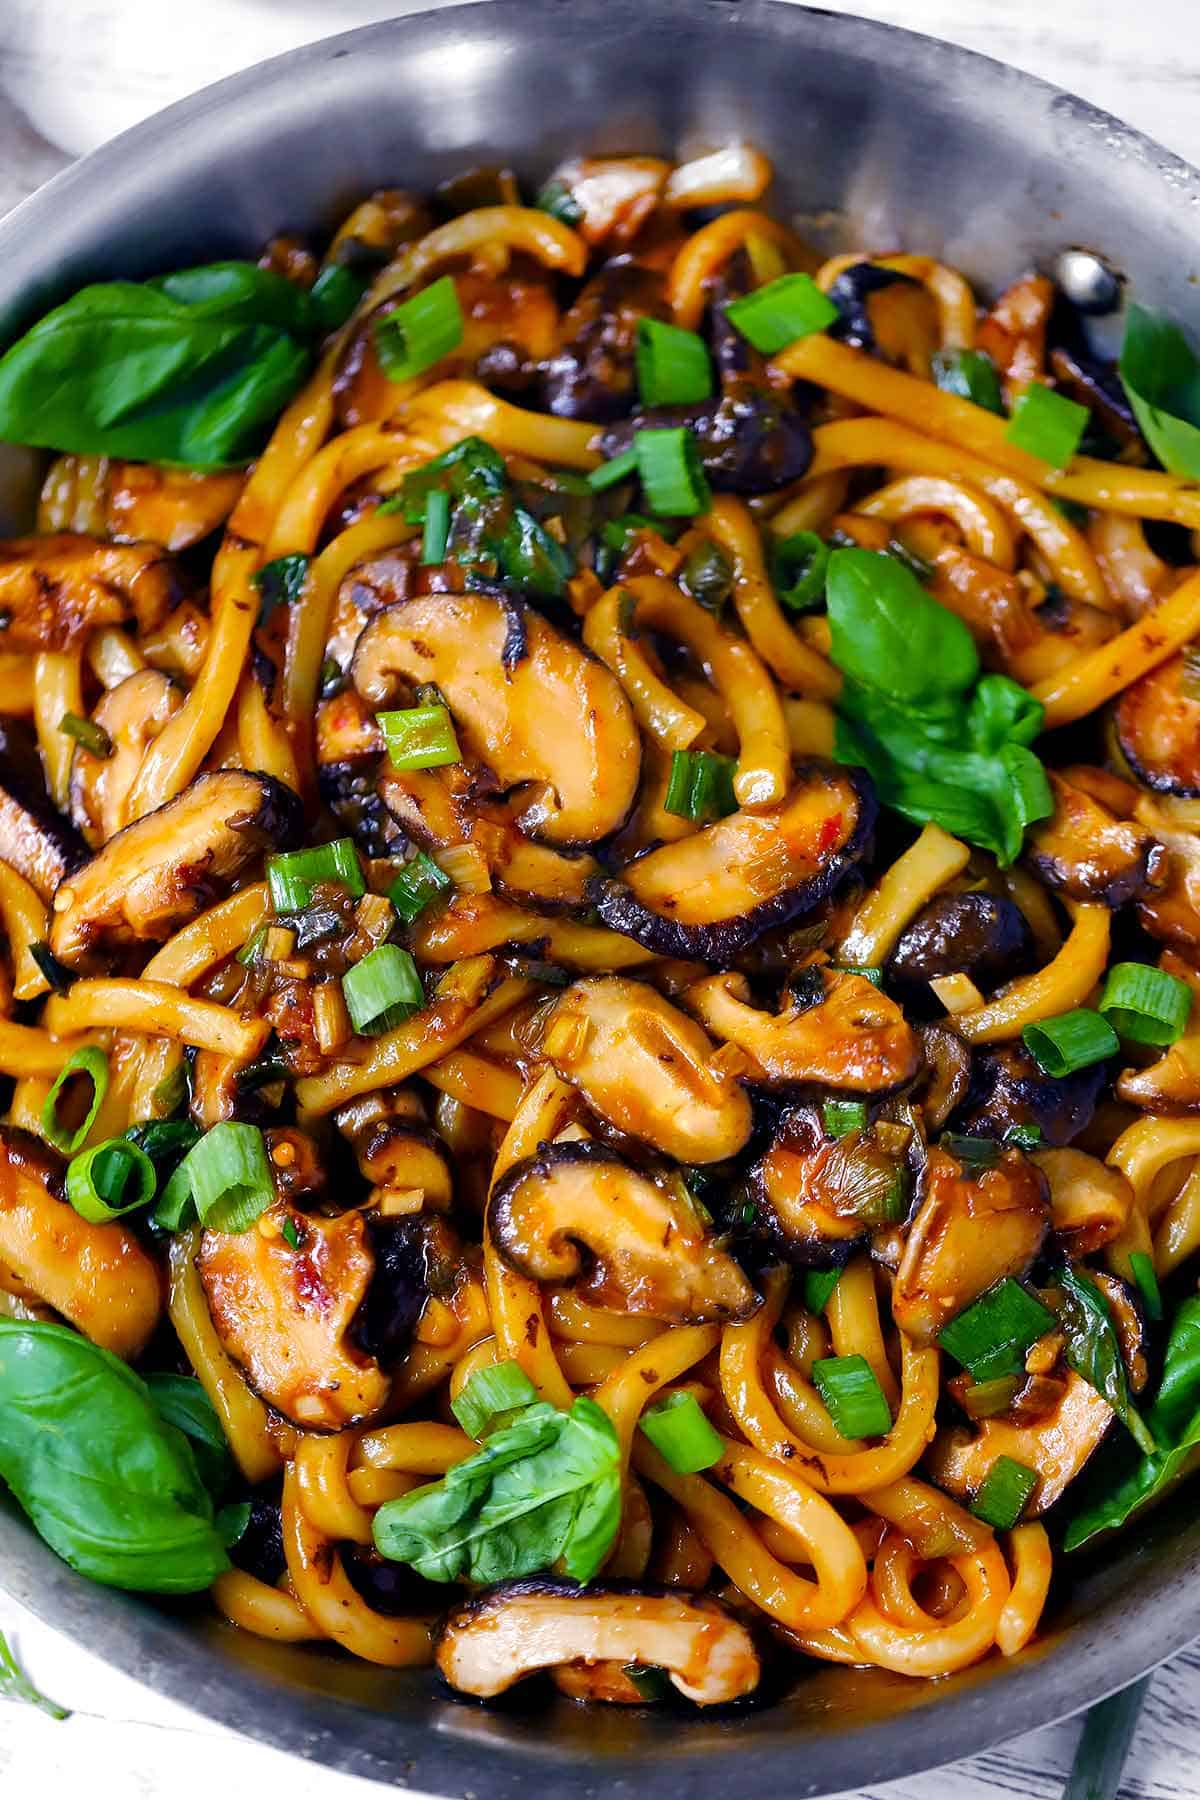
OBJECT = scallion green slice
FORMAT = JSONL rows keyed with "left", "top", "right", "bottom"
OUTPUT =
{"left": 388, "top": 851, "right": 453, "bottom": 925}
{"left": 725, "top": 273, "right": 839, "bottom": 354}
{"left": 634, "top": 427, "right": 712, "bottom": 518}
{"left": 941, "top": 1133, "right": 1001, "bottom": 1169}
{"left": 1005, "top": 381, "right": 1089, "bottom": 468}
{"left": 420, "top": 486, "right": 451, "bottom": 565}
{"left": 937, "top": 1278, "right": 1056, "bottom": 1380}
{"left": 1098, "top": 962, "right": 1193, "bottom": 1047}
{"left": 931, "top": 348, "right": 1004, "bottom": 415}
{"left": 59, "top": 712, "right": 112, "bottom": 758}
{"left": 267, "top": 838, "right": 364, "bottom": 911}
{"left": 811, "top": 1354, "right": 892, "bottom": 1438}
{"left": 41, "top": 1047, "right": 108, "bottom": 1155}
{"left": 451, "top": 1359, "right": 539, "bottom": 1439}
{"left": 771, "top": 531, "right": 830, "bottom": 611}
{"left": 373, "top": 274, "right": 463, "bottom": 382}
{"left": 342, "top": 943, "right": 424, "bottom": 1035}
{"left": 378, "top": 703, "right": 461, "bottom": 771}
{"left": 66, "top": 1137, "right": 156, "bottom": 1224}
{"left": 586, "top": 446, "right": 638, "bottom": 493}
{"left": 167, "top": 1121, "right": 275, "bottom": 1235}
{"left": 1004, "top": 1123, "right": 1043, "bottom": 1151}
{"left": 638, "top": 1390, "right": 724, "bottom": 1473}
{"left": 970, "top": 1454, "right": 1038, "bottom": 1529}
{"left": 803, "top": 1267, "right": 843, "bottom": 1314}
{"left": 662, "top": 748, "right": 737, "bottom": 822}
{"left": 1021, "top": 1008, "right": 1118, "bottom": 1077}
{"left": 634, "top": 318, "right": 713, "bottom": 407}
{"left": 822, "top": 1098, "right": 868, "bottom": 1139}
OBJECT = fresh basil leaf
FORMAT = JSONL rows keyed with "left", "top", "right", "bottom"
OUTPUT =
{"left": 1118, "top": 302, "right": 1200, "bottom": 478}
{"left": 1056, "top": 1266, "right": 1156, "bottom": 1456}
{"left": 144, "top": 1372, "right": 235, "bottom": 1498}
{"left": 0, "top": 1321, "right": 231, "bottom": 1592}
{"left": 372, "top": 1395, "right": 620, "bottom": 1585}
{"left": 825, "top": 547, "right": 979, "bottom": 704}
{"left": 214, "top": 1500, "right": 252, "bottom": 1548}
{"left": 254, "top": 552, "right": 310, "bottom": 620}
{"left": 966, "top": 674, "right": 1045, "bottom": 752}
{"left": 0, "top": 266, "right": 323, "bottom": 467}
{"left": 1066, "top": 1297, "right": 1200, "bottom": 1550}
{"left": 0, "top": 1629, "right": 69, "bottom": 1720}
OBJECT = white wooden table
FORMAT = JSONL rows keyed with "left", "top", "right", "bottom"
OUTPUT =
{"left": 1, "top": 1, "right": 1199, "bottom": 1794}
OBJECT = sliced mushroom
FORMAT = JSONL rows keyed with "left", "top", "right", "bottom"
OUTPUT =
{"left": 336, "top": 1090, "right": 454, "bottom": 1211}
{"left": 590, "top": 763, "right": 874, "bottom": 961}
{"left": 50, "top": 769, "right": 303, "bottom": 964}
{"left": 686, "top": 965, "right": 919, "bottom": 1092}
{"left": 542, "top": 256, "right": 669, "bottom": 421}
{"left": 0, "top": 1126, "right": 161, "bottom": 1359}
{"left": 68, "top": 669, "right": 184, "bottom": 847}
{"left": 1026, "top": 770, "right": 1166, "bottom": 906}
{"left": 435, "top": 1579, "right": 760, "bottom": 1705}
{"left": 892, "top": 1145, "right": 1049, "bottom": 1344}
{"left": 952, "top": 1043, "right": 1106, "bottom": 1148}
{"left": 915, "top": 1024, "right": 972, "bottom": 1131}
{"left": 1032, "top": 1147, "right": 1133, "bottom": 1257}
{"left": 927, "top": 1369, "right": 1114, "bottom": 1514}
{"left": 545, "top": 976, "right": 752, "bottom": 1163}
{"left": 351, "top": 1214, "right": 460, "bottom": 1365}
{"left": 1091, "top": 1269, "right": 1151, "bottom": 1396}
{"left": 752, "top": 1103, "right": 910, "bottom": 1265}
{"left": 0, "top": 715, "right": 86, "bottom": 900}
{"left": 829, "top": 265, "right": 939, "bottom": 371}
{"left": 489, "top": 1139, "right": 756, "bottom": 1321}
{"left": 0, "top": 533, "right": 177, "bottom": 651}
{"left": 1115, "top": 651, "right": 1200, "bottom": 796}
{"left": 108, "top": 464, "right": 243, "bottom": 551}
{"left": 352, "top": 591, "right": 640, "bottom": 846}
{"left": 885, "top": 893, "right": 1034, "bottom": 1014}
{"left": 379, "top": 762, "right": 597, "bottom": 909}
{"left": 198, "top": 1201, "right": 391, "bottom": 1429}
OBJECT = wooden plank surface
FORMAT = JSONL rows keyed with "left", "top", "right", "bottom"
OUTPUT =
{"left": 0, "top": 1, "right": 1199, "bottom": 1795}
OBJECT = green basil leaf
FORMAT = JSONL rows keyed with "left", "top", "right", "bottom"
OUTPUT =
{"left": 0, "top": 266, "right": 321, "bottom": 468}
{"left": 826, "top": 546, "right": 979, "bottom": 704}
{"left": 966, "top": 673, "right": 1045, "bottom": 751}
{"left": 0, "top": 1321, "right": 231, "bottom": 1593}
{"left": 1066, "top": 1297, "right": 1200, "bottom": 1550}
{"left": 144, "top": 1372, "right": 235, "bottom": 1498}
{"left": 372, "top": 1396, "right": 620, "bottom": 1585}
{"left": 1056, "top": 1266, "right": 1156, "bottom": 1456}
{"left": 214, "top": 1500, "right": 252, "bottom": 1548}
{"left": 1118, "top": 302, "right": 1200, "bottom": 478}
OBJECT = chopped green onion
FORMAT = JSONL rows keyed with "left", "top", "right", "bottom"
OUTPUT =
{"left": 931, "top": 348, "right": 1004, "bottom": 415}
{"left": 309, "top": 263, "right": 366, "bottom": 333}
{"left": 342, "top": 943, "right": 424, "bottom": 1035}
{"left": 680, "top": 538, "right": 734, "bottom": 613}
{"left": 961, "top": 1375, "right": 1021, "bottom": 1418}
{"left": 66, "top": 1137, "right": 156, "bottom": 1224}
{"left": 41, "top": 1047, "right": 108, "bottom": 1155}
{"left": 281, "top": 1217, "right": 302, "bottom": 1251}
{"left": 772, "top": 531, "right": 830, "bottom": 612}
{"left": 622, "top": 1664, "right": 671, "bottom": 1703}
{"left": 634, "top": 427, "right": 712, "bottom": 518}
{"left": 635, "top": 318, "right": 713, "bottom": 407}
{"left": 126, "top": 1117, "right": 200, "bottom": 1180}
{"left": 1098, "top": 962, "right": 1193, "bottom": 1047}
{"left": 165, "top": 1121, "right": 275, "bottom": 1235}
{"left": 29, "top": 941, "right": 73, "bottom": 994}
{"left": 942, "top": 1133, "right": 1001, "bottom": 1169}
{"left": 451, "top": 1358, "right": 539, "bottom": 1439}
{"left": 811, "top": 1354, "right": 892, "bottom": 1438}
{"left": 970, "top": 1455, "right": 1038, "bottom": 1529}
{"left": 253, "top": 553, "right": 309, "bottom": 620}
{"left": 535, "top": 177, "right": 582, "bottom": 227}
{"left": 600, "top": 513, "right": 660, "bottom": 556}
{"left": 937, "top": 1278, "right": 1056, "bottom": 1381}
{"left": 1022, "top": 1008, "right": 1118, "bottom": 1077}
{"left": 662, "top": 748, "right": 737, "bottom": 822}
{"left": 1004, "top": 1123, "right": 1043, "bottom": 1151}
{"left": 267, "top": 838, "right": 364, "bottom": 911}
{"left": 823, "top": 1098, "right": 868, "bottom": 1139}
{"left": 638, "top": 1390, "right": 724, "bottom": 1473}
{"left": 236, "top": 923, "right": 270, "bottom": 966}
{"left": 149, "top": 1059, "right": 189, "bottom": 1118}
{"left": 1005, "top": 381, "right": 1089, "bottom": 468}
{"left": 388, "top": 851, "right": 453, "bottom": 925}
{"left": 373, "top": 274, "right": 463, "bottom": 382}
{"left": 1129, "top": 1250, "right": 1163, "bottom": 1321}
{"left": 803, "top": 1267, "right": 843, "bottom": 1314}
{"left": 833, "top": 964, "right": 882, "bottom": 987}
{"left": 59, "top": 712, "right": 112, "bottom": 758}
{"left": 378, "top": 703, "right": 461, "bottom": 772}
{"left": 421, "top": 487, "right": 451, "bottom": 565}
{"left": 725, "top": 273, "right": 840, "bottom": 354}
{"left": 586, "top": 447, "right": 638, "bottom": 493}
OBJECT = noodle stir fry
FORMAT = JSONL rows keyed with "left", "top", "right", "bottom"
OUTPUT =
{"left": 3, "top": 143, "right": 1200, "bottom": 1707}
